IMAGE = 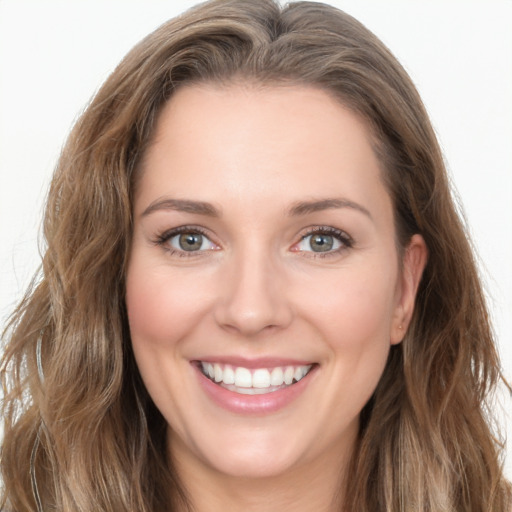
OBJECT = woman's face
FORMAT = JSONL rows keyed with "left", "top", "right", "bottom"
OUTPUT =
{"left": 126, "top": 84, "right": 426, "bottom": 480}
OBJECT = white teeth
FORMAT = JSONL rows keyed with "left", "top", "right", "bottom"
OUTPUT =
{"left": 234, "top": 367, "right": 252, "bottom": 388}
{"left": 214, "top": 363, "right": 223, "bottom": 383}
{"left": 252, "top": 368, "right": 271, "bottom": 388}
{"left": 223, "top": 365, "right": 235, "bottom": 385}
{"left": 233, "top": 387, "right": 270, "bottom": 395}
{"left": 270, "top": 367, "right": 284, "bottom": 386}
{"left": 200, "top": 362, "right": 313, "bottom": 392}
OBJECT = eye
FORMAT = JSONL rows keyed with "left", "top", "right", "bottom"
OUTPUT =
{"left": 169, "top": 232, "right": 213, "bottom": 252}
{"left": 300, "top": 233, "right": 339, "bottom": 252}
{"left": 155, "top": 227, "right": 218, "bottom": 254}
{"left": 293, "top": 227, "right": 353, "bottom": 255}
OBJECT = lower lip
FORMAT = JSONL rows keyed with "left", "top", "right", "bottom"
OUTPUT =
{"left": 195, "top": 365, "right": 316, "bottom": 415}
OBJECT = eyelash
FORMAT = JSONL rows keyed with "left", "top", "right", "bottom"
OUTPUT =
{"left": 153, "top": 225, "right": 354, "bottom": 258}
{"left": 296, "top": 226, "right": 354, "bottom": 258}
{"left": 153, "top": 225, "right": 215, "bottom": 258}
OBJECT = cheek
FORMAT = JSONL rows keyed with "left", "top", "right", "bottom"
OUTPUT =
{"left": 297, "top": 260, "right": 398, "bottom": 403}
{"left": 125, "top": 258, "right": 207, "bottom": 349}
{"left": 124, "top": 257, "right": 211, "bottom": 418}
{"left": 301, "top": 266, "right": 398, "bottom": 348}
{"left": 309, "top": 271, "right": 396, "bottom": 410}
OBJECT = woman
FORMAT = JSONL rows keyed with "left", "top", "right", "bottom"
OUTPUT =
{"left": 1, "top": 0, "right": 510, "bottom": 510}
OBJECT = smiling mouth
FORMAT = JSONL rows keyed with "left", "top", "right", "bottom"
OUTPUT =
{"left": 199, "top": 362, "right": 314, "bottom": 395}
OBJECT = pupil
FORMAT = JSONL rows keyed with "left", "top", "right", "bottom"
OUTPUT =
{"left": 311, "top": 234, "right": 333, "bottom": 252}
{"left": 179, "top": 233, "right": 202, "bottom": 251}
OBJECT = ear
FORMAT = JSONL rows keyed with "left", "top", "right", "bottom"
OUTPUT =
{"left": 390, "top": 234, "right": 428, "bottom": 344}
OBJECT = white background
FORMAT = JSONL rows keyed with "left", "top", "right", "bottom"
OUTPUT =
{"left": 1, "top": 0, "right": 511, "bottom": 478}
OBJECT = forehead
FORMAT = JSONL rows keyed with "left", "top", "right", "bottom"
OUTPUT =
{"left": 135, "top": 83, "right": 392, "bottom": 226}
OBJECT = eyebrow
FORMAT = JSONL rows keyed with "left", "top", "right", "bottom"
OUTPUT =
{"left": 288, "top": 198, "right": 372, "bottom": 219}
{"left": 140, "top": 196, "right": 372, "bottom": 220}
{"left": 141, "top": 198, "right": 220, "bottom": 218}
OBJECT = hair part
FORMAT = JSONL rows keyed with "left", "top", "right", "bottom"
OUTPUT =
{"left": 2, "top": 1, "right": 510, "bottom": 510}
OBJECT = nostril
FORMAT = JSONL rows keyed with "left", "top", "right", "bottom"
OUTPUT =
{"left": 212, "top": 257, "right": 294, "bottom": 335}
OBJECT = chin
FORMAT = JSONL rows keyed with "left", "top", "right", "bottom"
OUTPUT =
{"left": 170, "top": 422, "right": 314, "bottom": 480}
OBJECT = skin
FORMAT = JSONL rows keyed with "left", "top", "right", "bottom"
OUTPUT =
{"left": 126, "top": 83, "right": 427, "bottom": 511}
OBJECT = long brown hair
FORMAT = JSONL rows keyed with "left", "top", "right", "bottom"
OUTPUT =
{"left": 1, "top": 1, "right": 510, "bottom": 510}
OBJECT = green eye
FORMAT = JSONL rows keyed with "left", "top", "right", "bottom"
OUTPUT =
{"left": 308, "top": 234, "right": 335, "bottom": 252}
{"left": 165, "top": 231, "right": 216, "bottom": 252}
{"left": 295, "top": 228, "right": 351, "bottom": 254}
{"left": 177, "top": 233, "right": 204, "bottom": 251}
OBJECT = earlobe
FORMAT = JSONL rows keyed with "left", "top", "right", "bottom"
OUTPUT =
{"left": 391, "top": 234, "right": 428, "bottom": 344}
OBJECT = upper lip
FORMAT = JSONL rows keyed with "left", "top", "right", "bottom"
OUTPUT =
{"left": 192, "top": 356, "right": 316, "bottom": 369}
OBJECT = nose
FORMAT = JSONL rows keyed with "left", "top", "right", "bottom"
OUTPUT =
{"left": 213, "top": 248, "right": 293, "bottom": 337}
